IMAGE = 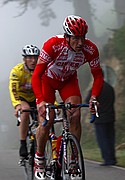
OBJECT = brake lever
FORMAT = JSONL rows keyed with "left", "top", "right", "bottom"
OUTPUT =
{"left": 42, "top": 103, "right": 50, "bottom": 126}
{"left": 92, "top": 100, "right": 99, "bottom": 118}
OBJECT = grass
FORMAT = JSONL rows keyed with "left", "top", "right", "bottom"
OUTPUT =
{"left": 116, "top": 149, "right": 125, "bottom": 167}
{"left": 80, "top": 119, "right": 125, "bottom": 168}
{"left": 83, "top": 147, "right": 125, "bottom": 168}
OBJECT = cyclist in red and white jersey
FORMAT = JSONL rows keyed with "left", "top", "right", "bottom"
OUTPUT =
{"left": 32, "top": 15, "right": 104, "bottom": 180}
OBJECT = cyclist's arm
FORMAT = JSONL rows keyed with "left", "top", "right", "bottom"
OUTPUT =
{"left": 32, "top": 59, "right": 47, "bottom": 104}
{"left": 88, "top": 44, "right": 104, "bottom": 98}
{"left": 9, "top": 67, "right": 21, "bottom": 108}
{"left": 87, "top": 45, "right": 104, "bottom": 113}
{"left": 32, "top": 39, "right": 54, "bottom": 104}
{"left": 91, "top": 66, "right": 104, "bottom": 98}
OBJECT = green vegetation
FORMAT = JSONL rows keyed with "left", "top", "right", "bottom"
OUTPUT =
{"left": 101, "top": 24, "right": 125, "bottom": 64}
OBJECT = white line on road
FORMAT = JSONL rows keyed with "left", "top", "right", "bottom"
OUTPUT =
{"left": 85, "top": 159, "right": 125, "bottom": 171}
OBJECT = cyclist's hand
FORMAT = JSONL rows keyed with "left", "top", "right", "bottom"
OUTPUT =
{"left": 37, "top": 101, "right": 46, "bottom": 118}
{"left": 15, "top": 104, "right": 21, "bottom": 117}
{"left": 89, "top": 96, "right": 99, "bottom": 114}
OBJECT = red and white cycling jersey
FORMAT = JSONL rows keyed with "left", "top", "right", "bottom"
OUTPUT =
{"left": 39, "top": 35, "right": 100, "bottom": 81}
{"left": 32, "top": 35, "right": 104, "bottom": 103}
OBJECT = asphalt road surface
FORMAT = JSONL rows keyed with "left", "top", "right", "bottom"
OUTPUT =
{"left": 0, "top": 149, "right": 125, "bottom": 180}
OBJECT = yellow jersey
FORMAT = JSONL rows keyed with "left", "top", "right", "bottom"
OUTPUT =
{"left": 9, "top": 63, "right": 35, "bottom": 108}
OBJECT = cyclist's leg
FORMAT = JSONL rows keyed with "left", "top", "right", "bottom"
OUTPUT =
{"left": 59, "top": 75, "right": 82, "bottom": 142}
{"left": 19, "top": 99, "right": 30, "bottom": 157}
{"left": 65, "top": 96, "right": 81, "bottom": 142}
{"left": 34, "top": 111, "right": 55, "bottom": 179}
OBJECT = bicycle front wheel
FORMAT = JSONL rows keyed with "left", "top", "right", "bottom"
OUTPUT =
{"left": 23, "top": 137, "right": 36, "bottom": 180}
{"left": 61, "top": 134, "right": 85, "bottom": 180}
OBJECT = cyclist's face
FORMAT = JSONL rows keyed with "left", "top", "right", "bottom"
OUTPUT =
{"left": 24, "top": 56, "right": 38, "bottom": 70}
{"left": 67, "top": 36, "right": 85, "bottom": 52}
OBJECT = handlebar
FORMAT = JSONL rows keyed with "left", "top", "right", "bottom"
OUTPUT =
{"left": 17, "top": 108, "right": 38, "bottom": 126}
{"left": 42, "top": 102, "right": 99, "bottom": 126}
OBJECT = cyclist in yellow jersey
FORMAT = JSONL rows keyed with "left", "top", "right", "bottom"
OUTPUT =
{"left": 9, "top": 45, "right": 40, "bottom": 158}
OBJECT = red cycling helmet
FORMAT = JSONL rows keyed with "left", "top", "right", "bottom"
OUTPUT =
{"left": 63, "top": 15, "right": 88, "bottom": 36}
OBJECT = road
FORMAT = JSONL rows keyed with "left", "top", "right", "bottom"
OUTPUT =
{"left": 0, "top": 149, "right": 125, "bottom": 180}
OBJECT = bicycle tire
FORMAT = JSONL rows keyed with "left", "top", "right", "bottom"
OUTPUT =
{"left": 23, "top": 136, "right": 36, "bottom": 180}
{"left": 45, "top": 139, "right": 53, "bottom": 179}
{"left": 61, "top": 134, "right": 85, "bottom": 180}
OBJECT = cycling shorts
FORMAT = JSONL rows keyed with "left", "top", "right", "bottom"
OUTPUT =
{"left": 19, "top": 96, "right": 36, "bottom": 108}
{"left": 19, "top": 97, "right": 37, "bottom": 119}
{"left": 41, "top": 74, "right": 81, "bottom": 103}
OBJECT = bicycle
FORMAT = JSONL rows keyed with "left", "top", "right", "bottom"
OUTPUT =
{"left": 43, "top": 101, "right": 98, "bottom": 180}
{"left": 17, "top": 107, "right": 61, "bottom": 180}
{"left": 17, "top": 107, "right": 38, "bottom": 180}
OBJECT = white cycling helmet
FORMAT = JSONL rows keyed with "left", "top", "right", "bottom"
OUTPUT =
{"left": 22, "top": 45, "right": 40, "bottom": 57}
